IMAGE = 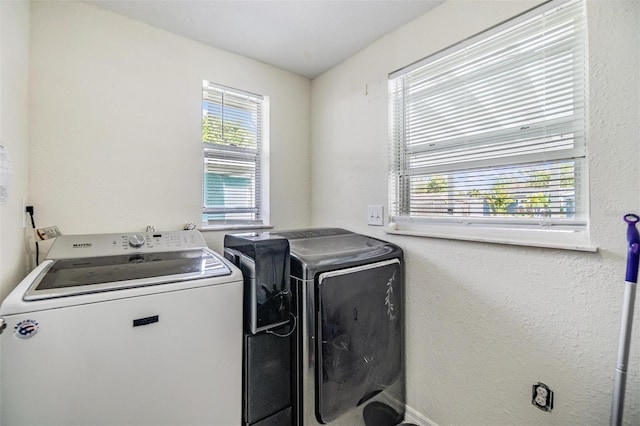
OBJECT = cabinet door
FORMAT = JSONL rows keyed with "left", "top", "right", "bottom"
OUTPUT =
{"left": 245, "top": 331, "right": 292, "bottom": 424}
{"left": 316, "top": 259, "right": 402, "bottom": 424}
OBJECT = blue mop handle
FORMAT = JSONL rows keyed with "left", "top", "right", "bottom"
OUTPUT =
{"left": 623, "top": 214, "right": 640, "bottom": 283}
{"left": 611, "top": 214, "right": 640, "bottom": 426}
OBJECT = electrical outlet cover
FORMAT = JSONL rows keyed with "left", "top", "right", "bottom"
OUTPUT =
{"left": 367, "top": 205, "right": 384, "bottom": 226}
{"left": 532, "top": 382, "right": 553, "bottom": 412}
{"left": 36, "top": 226, "right": 62, "bottom": 240}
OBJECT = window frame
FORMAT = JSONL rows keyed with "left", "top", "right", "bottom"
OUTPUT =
{"left": 201, "top": 81, "right": 270, "bottom": 230}
{"left": 387, "top": 0, "right": 593, "bottom": 251}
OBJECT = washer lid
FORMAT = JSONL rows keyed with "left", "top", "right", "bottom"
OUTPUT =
{"left": 24, "top": 248, "right": 231, "bottom": 301}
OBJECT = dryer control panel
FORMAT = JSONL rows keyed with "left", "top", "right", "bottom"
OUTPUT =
{"left": 46, "top": 230, "right": 207, "bottom": 259}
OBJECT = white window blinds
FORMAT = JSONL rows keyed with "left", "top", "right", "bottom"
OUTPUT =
{"left": 202, "top": 81, "right": 265, "bottom": 226}
{"left": 389, "top": 0, "right": 588, "bottom": 241}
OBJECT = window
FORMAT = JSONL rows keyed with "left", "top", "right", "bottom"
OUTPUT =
{"left": 388, "top": 0, "right": 591, "bottom": 250}
{"left": 202, "top": 81, "right": 268, "bottom": 227}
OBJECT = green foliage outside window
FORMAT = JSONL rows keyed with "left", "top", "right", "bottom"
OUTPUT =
{"left": 202, "top": 114, "right": 252, "bottom": 146}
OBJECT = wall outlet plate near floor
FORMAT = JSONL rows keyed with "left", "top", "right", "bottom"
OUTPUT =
{"left": 532, "top": 382, "right": 553, "bottom": 412}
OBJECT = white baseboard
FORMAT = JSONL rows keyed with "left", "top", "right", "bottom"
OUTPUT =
{"left": 403, "top": 405, "right": 439, "bottom": 426}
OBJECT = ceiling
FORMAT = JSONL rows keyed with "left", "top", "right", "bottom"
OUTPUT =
{"left": 87, "top": 0, "right": 443, "bottom": 79}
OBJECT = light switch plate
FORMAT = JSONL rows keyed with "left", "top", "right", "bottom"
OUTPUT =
{"left": 367, "top": 205, "right": 384, "bottom": 226}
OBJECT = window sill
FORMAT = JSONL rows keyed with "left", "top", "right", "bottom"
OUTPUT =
{"left": 199, "top": 224, "right": 274, "bottom": 232}
{"left": 385, "top": 223, "right": 597, "bottom": 252}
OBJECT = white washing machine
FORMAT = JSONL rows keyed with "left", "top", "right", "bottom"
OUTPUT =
{"left": 0, "top": 230, "right": 243, "bottom": 426}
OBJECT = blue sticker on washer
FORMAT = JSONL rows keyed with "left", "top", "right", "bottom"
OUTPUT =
{"left": 14, "top": 319, "right": 39, "bottom": 339}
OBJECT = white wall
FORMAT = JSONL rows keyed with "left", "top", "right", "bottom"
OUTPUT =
{"left": 311, "top": 1, "right": 640, "bottom": 425}
{"left": 0, "top": 0, "right": 30, "bottom": 300}
{"left": 6, "top": 0, "right": 640, "bottom": 424}
{"left": 28, "top": 1, "right": 311, "bottom": 256}
{"left": 0, "top": 0, "right": 31, "bottom": 413}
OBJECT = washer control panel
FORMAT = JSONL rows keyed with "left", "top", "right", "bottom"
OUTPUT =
{"left": 128, "top": 234, "right": 146, "bottom": 248}
{"left": 46, "top": 230, "right": 207, "bottom": 260}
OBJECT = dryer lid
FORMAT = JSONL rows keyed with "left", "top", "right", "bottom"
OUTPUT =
{"left": 275, "top": 229, "right": 398, "bottom": 267}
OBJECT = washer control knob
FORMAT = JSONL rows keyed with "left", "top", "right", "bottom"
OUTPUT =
{"left": 128, "top": 234, "right": 146, "bottom": 248}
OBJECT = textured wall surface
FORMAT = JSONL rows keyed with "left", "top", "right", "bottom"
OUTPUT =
{"left": 310, "top": 1, "right": 640, "bottom": 424}
{"left": 0, "top": 0, "right": 31, "bottom": 415}
{"left": 28, "top": 1, "right": 311, "bottom": 257}
{"left": 0, "top": 1, "right": 30, "bottom": 300}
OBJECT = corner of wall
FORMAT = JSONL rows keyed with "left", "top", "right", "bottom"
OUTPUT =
{"left": 0, "top": 0, "right": 31, "bottom": 300}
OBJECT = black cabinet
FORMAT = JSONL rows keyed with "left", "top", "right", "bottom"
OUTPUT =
{"left": 245, "top": 331, "right": 292, "bottom": 424}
